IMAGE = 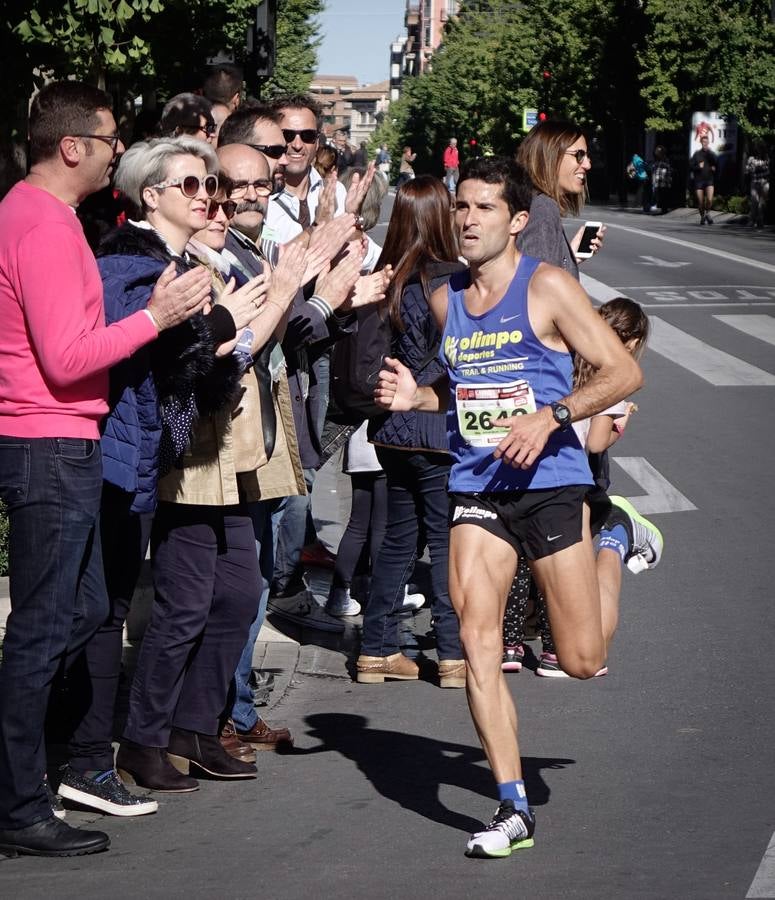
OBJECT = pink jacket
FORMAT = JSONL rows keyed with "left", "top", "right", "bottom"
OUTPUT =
{"left": 0, "top": 181, "right": 157, "bottom": 438}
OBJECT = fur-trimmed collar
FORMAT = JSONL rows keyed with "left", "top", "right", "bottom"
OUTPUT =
{"left": 97, "top": 222, "right": 181, "bottom": 266}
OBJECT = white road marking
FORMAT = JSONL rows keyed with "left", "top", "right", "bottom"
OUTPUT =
{"left": 746, "top": 831, "right": 775, "bottom": 898}
{"left": 649, "top": 317, "right": 775, "bottom": 385}
{"left": 641, "top": 303, "right": 775, "bottom": 309}
{"left": 580, "top": 273, "right": 621, "bottom": 303}
{"left": 601, "top": 221, "right": 775, "bottom": 275}
{"left": 637, "top": 255, "right": 691, "bottom": 268}
{"left": 714, "top": 314, "right": 775, "bottom": 347}
{"left": 611, "top": 457, "right": 697, "bottom": 514}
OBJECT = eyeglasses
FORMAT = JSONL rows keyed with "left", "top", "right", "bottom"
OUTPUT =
{"left": 227, "top": 178, "right": 273, "bottom": 198}
{"left": 73, "top": 133, "right": 121, "bottom": 154}
{"left": 206, "top": 198, "right": 238, "bottom": 220}
{"left": 565, "top": 149, "right": 591, "bottom": 164}
{"left": 248, "top": 143, "right": 286, "bottom": 160}
{"left": 150, "top": 174, "right": 219, "bottom": 198}
{"left": 282, "top": 128, "right": 318, "bottom": 145}
{"left": 199, "top": 122, "right": 218, "bottom": 137}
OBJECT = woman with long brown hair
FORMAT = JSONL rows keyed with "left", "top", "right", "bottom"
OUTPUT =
{"left": 355, "top": 175, "right": 466, "bottom": 688}
{"left": 516, "top": 119, "right": 604, "bottom": 278}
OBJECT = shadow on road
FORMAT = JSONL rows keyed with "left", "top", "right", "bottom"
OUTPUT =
{"left": 300, "top": 713, "right": 574, "bottom": 834}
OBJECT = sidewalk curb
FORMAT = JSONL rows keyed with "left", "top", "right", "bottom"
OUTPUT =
{"left": 0, "top": 574, "right": 306, "bottom": 714}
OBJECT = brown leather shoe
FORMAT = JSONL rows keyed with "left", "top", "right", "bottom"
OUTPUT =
{"left": 219, "top": 719, "right": 257, "bottom": 762}
{"left": 356, "top": 652, "right": 419, "bottom": 684}
{"left": 236, "top": 717, "right": 293, "bottom": 752}
{"left": 438, "top": 658, "right": 466, "bottom": 688}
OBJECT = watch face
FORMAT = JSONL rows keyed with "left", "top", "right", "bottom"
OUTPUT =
{"left": 553, "top": 403, "right": 571, "bottom": 425}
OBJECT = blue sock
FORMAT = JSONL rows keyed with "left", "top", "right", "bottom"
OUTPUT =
{"left": 598, "top": 523, "right": 629, "bottom": 561}
{"left": 497, "top": 780, "right": 529, "bottom": 813}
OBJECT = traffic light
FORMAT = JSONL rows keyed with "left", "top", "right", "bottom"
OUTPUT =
{"left": 539, "top": 68, "right": 551, "bottom": 122}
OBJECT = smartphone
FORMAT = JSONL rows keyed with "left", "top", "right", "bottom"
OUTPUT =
{"left": 576, "top": 221, "right": 602, "bottom": 259}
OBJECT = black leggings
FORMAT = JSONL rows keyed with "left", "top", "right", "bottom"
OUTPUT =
{"left": 332, "top": 473, "right": 387, "bottom": 589}
{"left": 502, "top": 557, "right": 553, "bottom": 652}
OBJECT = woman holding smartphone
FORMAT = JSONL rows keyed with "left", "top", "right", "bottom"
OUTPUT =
{"left": 516, "top": 119, "right": 604, "bottom": 277}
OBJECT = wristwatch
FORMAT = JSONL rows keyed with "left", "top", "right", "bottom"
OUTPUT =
{"left": 550, "top": 401, "right": 572, "bottom": 430}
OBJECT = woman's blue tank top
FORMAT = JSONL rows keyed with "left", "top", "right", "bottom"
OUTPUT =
{"left": 440, "top": 255, "right": 592, "bottom": 493}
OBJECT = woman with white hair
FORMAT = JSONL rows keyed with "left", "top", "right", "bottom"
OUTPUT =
{"left": 58, "top": 137, "right": 271, "bottom": 811}
{"left": 109, "top": 140, "right": 308, "bottom": 793}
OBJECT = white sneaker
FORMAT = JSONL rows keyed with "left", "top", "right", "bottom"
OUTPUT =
{"left": 608, "top": 496, "right": 664, "bottom": 573}
{"left": 326, "top": 587, "right": 362, "bottom": 617}
{"left": 465, "top": 800, "right": 535, "bottom": 858}
{"left": 403, "top": 585, "right": 425, "bottom": 611}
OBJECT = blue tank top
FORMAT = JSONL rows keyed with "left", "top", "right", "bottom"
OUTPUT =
{"left": 440, "top": 255, "right": 592, "bottom": 493}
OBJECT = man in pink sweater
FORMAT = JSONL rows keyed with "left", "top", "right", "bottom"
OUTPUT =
{"left": 0, "top": 81, "right": 211, "bottom": 858}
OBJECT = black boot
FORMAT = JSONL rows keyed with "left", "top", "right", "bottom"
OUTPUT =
{"left": 116, "top": 740, "right": 199, "bottom": 793}
{"left": 0, "top": 816, "right": 109, "bottom": 858}
{"left": 167, "top": 727, "right": 257, "bottom": 779}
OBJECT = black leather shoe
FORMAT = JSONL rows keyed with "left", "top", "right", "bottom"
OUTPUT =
{"left": 167, "top": 727, "right": 257, "bottom": 779}
{"left": 0, "top": 816, "right": 109, "bottom": 857}
{"left": 116, "top": 740, "right": 199, "bottom": 793}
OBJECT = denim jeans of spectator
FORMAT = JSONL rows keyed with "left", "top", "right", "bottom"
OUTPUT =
{"left": 272, "top": 467, "right": 315, "bottom": 594}
{"left": 230, "top": 497, "right": 282, "bottom": 732}
{"left": 360, "top": 448, "right": 462, "bottom": 660}
{"left": 0, "top": 436, "right": 107, "bottom": 829}
{"left": 65, "top": 483, "right": 152, "bottom": 773}
{"left": 123, "top": 503, "right": 260, "bottom": 747}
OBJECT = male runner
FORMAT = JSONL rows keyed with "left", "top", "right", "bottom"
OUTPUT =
{"left": 375, "top": 157, "right": 644, "bottom": 858}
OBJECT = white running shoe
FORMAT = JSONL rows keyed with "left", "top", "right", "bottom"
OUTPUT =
{"left": 607, "top": 496, "right": 664, "bottom": 574}
{"left": 465, "top": 800, "right": 535, "bottom": 858}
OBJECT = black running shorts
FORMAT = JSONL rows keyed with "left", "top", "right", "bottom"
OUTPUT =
{"left": 449, "top": 486, "right": 589, "bottom": 560}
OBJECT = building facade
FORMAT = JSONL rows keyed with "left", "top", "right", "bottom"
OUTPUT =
{"left": 309, "top": 76, "right": 390, "bottom": 146}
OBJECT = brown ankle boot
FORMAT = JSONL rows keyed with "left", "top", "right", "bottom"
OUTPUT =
{"left": 356, "top": 652, "right": 419, "bottom": 684}
{"left": 438, "top": 659, "right": 466, "bottom": 688}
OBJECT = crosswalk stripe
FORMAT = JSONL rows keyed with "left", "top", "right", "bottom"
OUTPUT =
{"left": 649, "top": 317, "right": 775, "bottom": 386}
{"left": 746, "top": 831, "right": 775, "bottom": 898}
{"left": 611, "top": 457, "right": 697, "bottom": 514}
{"left": 714, "top": 314, "right": 775, "bottom": 347}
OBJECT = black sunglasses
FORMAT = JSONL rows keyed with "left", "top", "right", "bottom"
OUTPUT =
{"left": 565, "top": 148, "right": 591, "bottom": 164}
{"left": 282, "top": 128, "right": 318, "bottom": 145}
{"left": 249, "top": 143, "right": 286, "bottom": 160}
{"left": 207, "top": 198, "right": 238, "bottom": 220}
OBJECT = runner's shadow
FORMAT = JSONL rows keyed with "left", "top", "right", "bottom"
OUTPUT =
{"left": 301, "top": 713, "right": 574, "bottom": 833}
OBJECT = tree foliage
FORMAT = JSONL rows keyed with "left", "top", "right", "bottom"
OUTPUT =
{"left": 639, "top": 0, "right": 775, "bottom": 137}
{"left": 376, "top": 0, "right": 775, "bottom": 177}
{"left": 263, "top": 0, "right": 325, "bottom": 97}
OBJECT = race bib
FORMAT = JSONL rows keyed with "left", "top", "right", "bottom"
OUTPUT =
{"left": 455, "top": 379, "right": 536, "bottom": 447}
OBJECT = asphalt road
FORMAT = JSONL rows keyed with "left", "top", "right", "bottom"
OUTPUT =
{"left": 1, "top": 201, "right": 772, "bottom": 900}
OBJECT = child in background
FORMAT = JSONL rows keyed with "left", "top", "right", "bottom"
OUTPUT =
{"left": 502, "top": 298, "right": 657, "bottom": 676}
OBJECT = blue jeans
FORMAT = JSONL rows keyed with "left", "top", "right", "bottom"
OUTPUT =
{"left": 230, "top": 498, "right": 282, "bottom": 731}
{"left": 360, "top": 448, "right": 462, "bottom": 660}
{"left": 0, "top": 436, "right": 107, "bottom": 829}
{"left": 272, "top": 468, "right": 315, "bottom": 594}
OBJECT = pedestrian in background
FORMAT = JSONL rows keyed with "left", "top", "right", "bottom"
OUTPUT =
{"left": 690, "top": 134, "right": 717, "bottom": 225}
{"left": 746, "top": 143, "right": 770, "bottom": 229}
{"left": 397, "top": 146, "right": 417, "bottom": 189}
{"left": 650, "top": 145, "right": 673, "bottom": 215}
{"left": 443, "top": 137, "right": 459, "bottom": 193}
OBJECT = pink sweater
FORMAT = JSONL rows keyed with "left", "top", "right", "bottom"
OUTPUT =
{"left": 0, "top": 181, "right": 158, "bottom": 438}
